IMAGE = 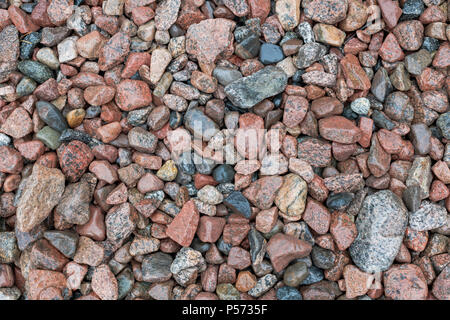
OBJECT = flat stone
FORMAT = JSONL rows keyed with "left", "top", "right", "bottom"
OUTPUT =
{"left": 223, "top": 191, "right": 252, "bottom": 219}
{"left": 166, "top": 200, "right": 199, "bottom": 247}
{"left": 16, "top": 164, "right": 65, "bottom": 232}
{"left": 224, "top": 66, "right": 288, "bottom": 109}
{"left": 409, "top": 201, "right": 447, "bottom": 231}
{"left": 267, "top": 233, "right": 312, "bottom": 272}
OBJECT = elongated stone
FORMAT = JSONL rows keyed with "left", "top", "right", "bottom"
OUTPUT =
{"left": 349, "top": 190, "right": 408, "bottom": 273}
{"left": 16, "top": 164, "right": 65, "bottom": 232}
{"left": 224, "top": 66, "right": 288, "bottom": 109}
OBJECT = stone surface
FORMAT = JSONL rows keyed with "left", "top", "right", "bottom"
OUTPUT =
{"left": 224, "top": 66, "right": 288, "bottom": 109}
{"left": 16, "top": 164, "right": 65, "bottom": 232}
{"left": 349, "top": 190, "right": 408, "bottom": 273}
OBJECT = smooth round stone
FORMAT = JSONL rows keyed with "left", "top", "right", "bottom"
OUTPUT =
{"left": 276, "top": 287, "right": 302, "bottom": 300}
{"left": 17, "top": 60, "right": 53, "bottom": 84}
{"left": 311, "top": 246, "right": 336, "bottom": 270}
{"left": 259, "top": 43, "right": 285, "bottom": 65}
{"left": 350, "top": 98, "right": 370, "bottom": 115}
{"left": 36, "top": 126, "right": 61, "bottom": 150}
{"left": 300, "top": 266, "right": 324, "bottom": 285}
{"left": 213, "top": 164, "right": 235, "bottom": 184}
{"left": 20, "top": 32, "right": 41, "bottom": 60}
{"left": 283, "top": 261, "right": 309, "bottom": 287}
{"left": 326, "top": 192, "right": 355, "bottom": 210}
{"left": 16, "top": 77, "right": 37, "bottom": 97}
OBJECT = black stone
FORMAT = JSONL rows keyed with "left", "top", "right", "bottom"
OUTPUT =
{"left": 36, "top": 101, "right": 69, "bottom": 133}
{"left": 169, "top": 111, "right": 183, "bottom": 129}
{"left": 235, "top": 33, "right": 261, "bottom": 59}
{"left": 326, "top": 192, "right": 355, "bottom": 210}
{"left": 248, "top": 227, "right": 265, "bottom": 264}
{"left": 141, "top": 252, "right": 173, "bottom": 282}
{"left": 217, "top": 236, "right": 232, "bottom": 256}
{"left": 400, "top": 0, "right": 424, "bottom": 21}
{"left": 191, "top": 238, "right": 211, "bottom": 253}
{"left": 85, "top": 106, "right": 101, "bottom": 118}
{"left": 174, "top": 151, "right": 195, "bottom": 175}
{"left": 20, "top": 2, "right": 37, "bottom": 13}
{"left": 223, "top": 191, "right": 252, "bottom": 219}
{"left": 20, "top": 32, "right": 42, "bottom": 60}
{"left": 59, "top": 129, "right": 101, "bottom": 148}
{"left": 422, "top": 37, "right": 440, "bottom": 52}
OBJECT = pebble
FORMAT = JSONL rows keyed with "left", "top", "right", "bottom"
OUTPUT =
{"left": 384, "top": 264, "right": 428, "bottom": 300}
{"left": 274, "top": 173, "right": 307, "bottom": 221}
{"left": 16, "top": 164, "right": 65, "bottom": 232}
{"left": 409, "top": 201, "right": 447, "bottom": 231}
{"left": 91, "top": 264, "right": 118, "bottom": 300}
{"left": 0, "top": 232, "right": 19, "bottom": 263}
{"left": 156, "top": 160, "right": 178, "bottom": 181}
{"left": 350, "top": 190, "right": 408, "bottom": 273}
{"left": 294, "top": 42, "right": 327, "bottom": 69}
{"left": 266, "top": 233, "right": 312, "bottom": 272}
{"left": 224, "top": 66, "right": 288, "bottom": 109}
{"left": 36, "top": 126, "right": 61, "bottom": 150}
{"left": 319, "top": 116, "right": 362, "bottom": 144}
{"left": 17, "top": 60, "right": 53, "bottom": 84}
{"left": 223, "top": 191, "right": 252, "bottom": 219}
{"left": 405, "top": 49, "right": 432, "bottom": 76}
{"left": 141, "top": 252, "right": 173, "bottom": 283}
{"left": 313, "top": 24, "right": 346, "bottom": 47}
{"left": 166, "top": 200, "right": 199, "bottom": 247}
{"left": 213, "top": 164, "right": 235, "bottom": 184}
{"left": 247, "top": 274, "right": 277, "bottom": 298}
{"left": 393, "top": 20, "right": 424, "bottom": 51}
{"left": 186, "top": 18, "right": 235, "bottom": 74}
{"left": 259, "top": 43, "right": 284, "bottom": 65}
{"left": 304, "top": 0, "right": 348, "bottom": 25}
{"left": 350, "top": 98, "right": 370, "bottom": 115}
{"left": 276, "top": 286, "right": 302, "bottom": 300}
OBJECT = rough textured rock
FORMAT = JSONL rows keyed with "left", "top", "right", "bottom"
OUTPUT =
{"left": 16, "top": 164, "right": 65, "bottom": 232}
{"left": 349, "top": 190, "right": 408, "bottom": 273}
